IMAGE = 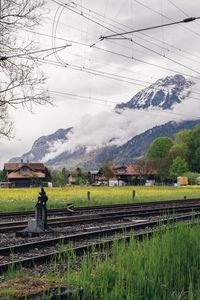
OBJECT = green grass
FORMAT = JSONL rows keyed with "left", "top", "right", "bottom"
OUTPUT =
{"left": 2, "top": 222, "right": 200, "bottom": 299}
{"left": 58, "top": 223, "right": 200, "bottom": 299}
{"left": 0, "top": 185, "right": 199, "bottom": 211}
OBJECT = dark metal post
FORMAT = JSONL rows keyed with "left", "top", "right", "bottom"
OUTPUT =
{"left": 35, "top": 202, "right": 43, "bottom": 220}
{"left": 87, "top": 191, "right": 90, "bottom": 201}
{"left": 36, "top": 187, "right": 48, "bottom": 229}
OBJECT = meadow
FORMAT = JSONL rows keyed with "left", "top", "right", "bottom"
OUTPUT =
{"left": 0, "top": 185, "right": 199, "bottom": 211}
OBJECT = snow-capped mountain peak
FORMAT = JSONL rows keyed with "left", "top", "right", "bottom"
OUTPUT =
{"left": 9, "top": 74, "right": 198, "bottom": 169}
{"left": 115, "top": 74, "right": 194, "bottom": 111}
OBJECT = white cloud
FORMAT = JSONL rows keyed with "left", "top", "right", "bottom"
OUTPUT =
{"left": 42, "top": 80, "right": 200, "bottom": 163}
{"left": 1, "top": 0, "right": 200, "bottom": 167}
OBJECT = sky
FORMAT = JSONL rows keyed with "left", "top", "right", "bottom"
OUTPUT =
{"left": 1, "top": 0, "right": 200, "bottom": 166}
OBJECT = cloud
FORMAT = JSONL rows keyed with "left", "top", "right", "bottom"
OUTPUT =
{"left": 2, "top": 0, "right": 200, "bottom": 167}
{"left": 42, "top": 79, "right": 200, "bottom": 162}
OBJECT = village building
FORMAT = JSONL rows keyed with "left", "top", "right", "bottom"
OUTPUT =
{"left": 68, "top": 173, "right": 77, "bottom": 185}
{"left": 87, "top": 170, "right": 107, "bottom": 185}
{"left": 4, "top": 161, "right": 50, "bottom": 188}
{"left": 109, "top": 165, "right": 156, "bottom": 186}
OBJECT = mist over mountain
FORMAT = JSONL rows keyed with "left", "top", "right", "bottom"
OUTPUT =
{"left": 9, "top": 74, "right": 200, "bottom": 170}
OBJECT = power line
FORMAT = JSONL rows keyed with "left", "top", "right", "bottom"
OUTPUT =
{"left": 167, "top": 0, "right": 200, "bottom": 30}
{"left": 38, "top": 57, "right": 200, "bottom": 100}
{"left": 72, "top": 0, "right": 200, "bottom": 63}
{"left": 0, "top": 44, "right": 71, "bottom": 61}
{"left": 167, "top": 0, "right": 190, "bottom": 18}
{"left": 49, "top": 0, "right": 200, "bottom": 77}
{"left": 20, "top": 26, "right": 200, "bottom": 81}
{"left": 48, "top": 0, "right": 200, "bottom": 77}
{"left": 134, "top": 0, "right": 200, "bottom": 39}
{"left": 38, "top": 57, "right": 150, "bottom": 88}
{"left": 100, "top": 17, "right": 200, "bottom": 40}
{"left": 47, "top": 88, "right": 200, "bottom": 120}
{"left": 73, "top": 0, "right": 200, "bottom": 64}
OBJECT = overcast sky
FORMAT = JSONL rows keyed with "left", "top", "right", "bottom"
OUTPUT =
{"left": 1, "top": 0, "right": 200, "bottom": 167}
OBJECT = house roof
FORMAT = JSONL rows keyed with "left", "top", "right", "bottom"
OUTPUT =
{"left": 112, "top": 165, "right": 156, "bottom": 176}
{"left": 7, "top": 171, "right": 46, "bottom": 179}
{"left": 88, "top": 170, "right": 99, "bottom": 175}
{"left": 4, "top": 163, "right": 46, "bottom": 172}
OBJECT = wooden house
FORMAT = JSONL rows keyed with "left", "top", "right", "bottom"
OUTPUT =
{"left": 110, "top": 165, "right": 156, "bottom": 186}
{"left": 4, "top": 161, "right": 48, "bottom": 187}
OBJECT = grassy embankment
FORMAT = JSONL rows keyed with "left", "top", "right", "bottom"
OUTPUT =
{"left": 62, "top": 222, "right": 200, "bottom": 299}
{"left": 2, "top": 222, "right": 200, "bottom": 299}
{"left": 0, "top": 185, "right": 199, "bottom": 211}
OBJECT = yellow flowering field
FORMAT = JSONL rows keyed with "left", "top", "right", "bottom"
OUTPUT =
{"left": 0, "top": 185, "right": 199, "bottom": 212}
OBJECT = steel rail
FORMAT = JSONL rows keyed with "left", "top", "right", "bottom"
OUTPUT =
{"left": 0, "top": 212, "right": 199, "bottom": 275}
{"left": 1, "top": 202, "right": 200, "bottom": 233}
{"left": 0, "top": 197, "right": 200, "bottom": 219}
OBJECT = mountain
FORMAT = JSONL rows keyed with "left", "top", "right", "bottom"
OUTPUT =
{"left": 9, "top": 128, "right": 73, "bottom": 163}
{"left": 113, "top": 120, "right": 200, "bottom": 164}
{"left": 10, "top": 120, "right": 200, "bottom": 170}
{"left": 115, "top": 74, "right": 193, "bottom": 110}
{"left": 72, "top": 120, "right": 200, "bottom": 169}
{"left": 9, "top": 74, "right": 199, "bottom": 169}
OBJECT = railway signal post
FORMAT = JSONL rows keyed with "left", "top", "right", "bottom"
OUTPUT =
{"left": 16, "top": 188, "right": 49, "bottom": 237}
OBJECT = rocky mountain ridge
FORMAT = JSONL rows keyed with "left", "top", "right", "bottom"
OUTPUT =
{"left": 115, "top": 74, "right": 193, "bottom": 111}
{"left": 9, "top": 74, "right": 199, "bottom": 170}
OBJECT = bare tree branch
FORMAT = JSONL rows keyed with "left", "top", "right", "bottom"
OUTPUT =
{"left": 0, "top": 0, "right": 50, "bottom": 138}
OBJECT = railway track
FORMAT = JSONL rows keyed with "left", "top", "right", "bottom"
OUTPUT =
{"left": 1, "top": 201, "right": 200, "bottom": 233}
{"left": 0, "top": 197, "right": 200, "bottom": 219}
{"left": 0, "top": 211, "right": 199, "bottom": 275}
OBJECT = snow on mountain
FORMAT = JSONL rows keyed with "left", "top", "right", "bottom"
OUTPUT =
{"left": 9, "top": 128, "right": 73, "bottom": 163}
{"left": 9, "top": 74, "right": 199, "bottom": 169}
{"left": 115, "top": 74, "right": 193, "bottom": 111}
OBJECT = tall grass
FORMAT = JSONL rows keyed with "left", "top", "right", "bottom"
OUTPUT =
{"left": 0, "top": 186, "right": 199, "bottom": 211}
{"left": 62, "top": 223, "right": 200, "bottom": 299}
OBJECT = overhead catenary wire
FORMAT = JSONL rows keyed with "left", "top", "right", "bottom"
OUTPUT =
{"left": 38, "top": 57, "right": 150, "bottom": 88}
{"left": 45, "top": 88, "right": 200, "bottom": 120}
{"left": 0, "top": 44, "right": 71, "bottom": 61}
{"left": 167, "top": 0, "right": 200, "bottom": 29}
{"left": 134, "top": 0, "right": 200, "bottom": 39}
{"left": 5, "top": 0, "right": 198, "bottom": 112}
{"left": 38, "top": 57, "right": 200, "bottom": 98}
{"left": 36, "top": 56, "right": 200, "bottom": 112}
{"left": 19, "top": 26, "right": 200, "bottom": 81}
{"left": 40, "top": 1, "right": 200, "bottom": 120}
{"left": 100, "top": 17, "right": 200, "bottom": 40}
{"left": 49, "top": 0, "right": 200, "bottom": 78}
{"left": 66, "top": 0, "right": 200, "bottom": 63}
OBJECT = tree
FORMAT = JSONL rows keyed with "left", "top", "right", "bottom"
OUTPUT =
{"left": 101, "top": 160, "right": 114, "bottom": 182}
{"left": 183, "top": 172, "right": 198, "bottom": 185}
{"left": 175, "top": 129, "right": 191, "bottom": 145}
{"left": 147, "top": 137, "right": 174, "bottom": 160}
{"left": 0, "top": 0, "right": 50, "bottom": 137}
{"left": 186, "top": 125, "right": 200, "bottom": 172}
{"left": 51, "top": 169, "right": 68, "bottom": 187}
{"left": 169, "top": 157, "right": 189, "bottom": 181}
{"left": 0, "top": 170, "right": 6, "bottom": 181}
{"left": 135, "top": 157, "right": 153, "bottom": 183}
{"left": 157, "top": 144, "right": 188, "bottom": 179}
{"left": 75, "top": 168, "right": 87, "bottom": 185}
{"left": 147, "top": 137, "right": 174, "bottom": 180}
